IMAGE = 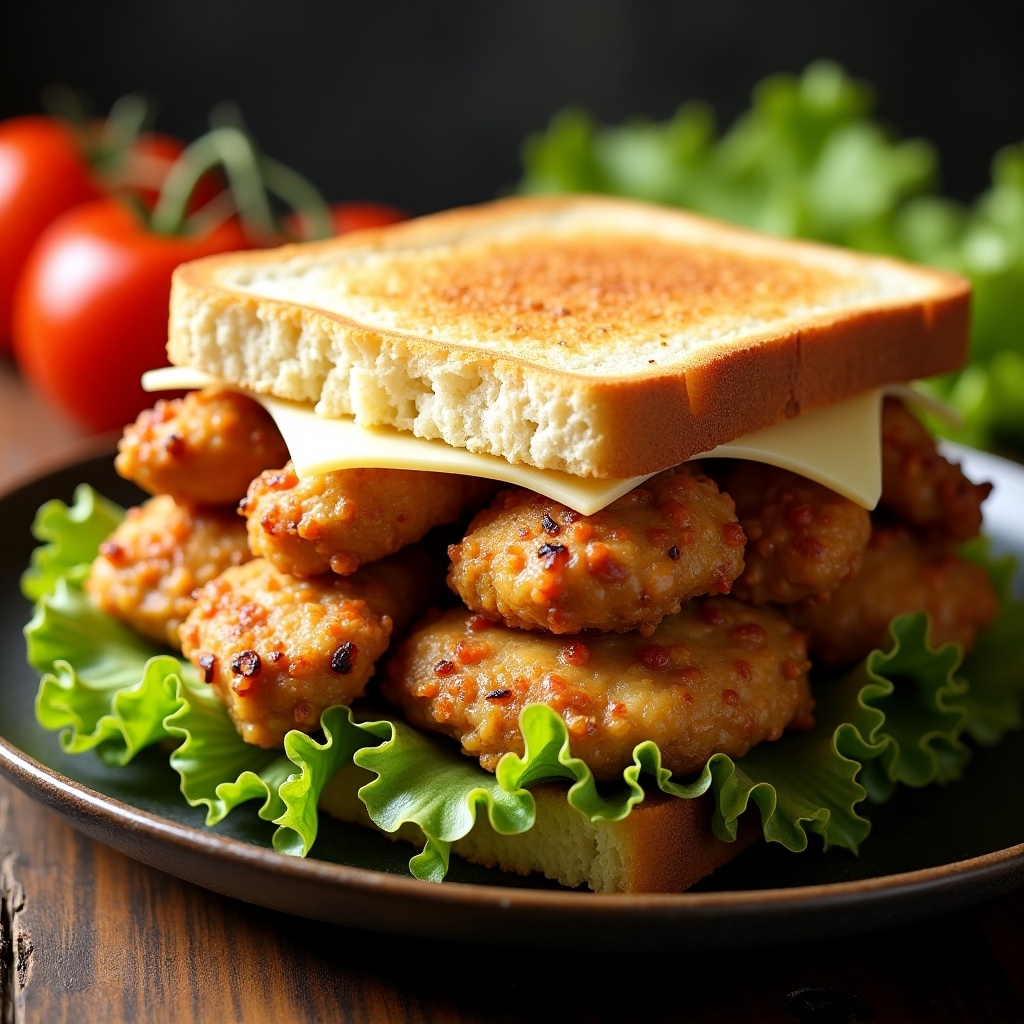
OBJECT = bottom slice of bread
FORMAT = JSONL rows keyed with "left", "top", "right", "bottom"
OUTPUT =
{"left": 319, "top": 765, "right": 761, "bottom": 894}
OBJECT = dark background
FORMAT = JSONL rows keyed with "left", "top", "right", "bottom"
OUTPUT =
{"left": 2, "top": 1, "right": 1023, "bottom": 216}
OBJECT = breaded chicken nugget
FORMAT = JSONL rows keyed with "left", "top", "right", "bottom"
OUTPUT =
{"left": 381, "top": 599, "right": 813, "bottom": 782}
{"left": 716, "top": 462, "right": 871, "bottom": 605}
{"left": 447, "top": 465, "right": 746, "bottom": 635}
{"left": 115, "top": 388, "right": 290, "bottom": 506}
{"left": 880, "top": 397, "right": 992, "bottom": 542}
{"left": 85, "top": 494, "right": 252, "bottom": 649}
{"left": 179, "top": 549, "right": 446, "bottom": 747}
{"left": 787, "top": 525, "right": 998, "bottom": 667}
{"left": 240, "top": 463, "right": 498, "bottom": 577}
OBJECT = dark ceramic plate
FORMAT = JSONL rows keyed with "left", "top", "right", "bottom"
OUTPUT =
{"left": 0, "top": 443, "right": 1022, "bottom": 952}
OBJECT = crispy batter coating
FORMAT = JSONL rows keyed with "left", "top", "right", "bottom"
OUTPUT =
{"left": 241, "top": 462, "right": 498, "bottom": 577}
{"left": 381, "top": 599, "right": 814, "bottom": 781}
{"left": 115, "top": 388, "right": 290, "bottom": 506}
{"left": 446, "top": 466, "right": 747, "bottom": 635}
{"left": 787, "top": 525, "right": 999, "bottom": 667}
{"left": 716, "top": 462, "right": 871, "bottom": 605}
{"left": 85, "top": 495, "right": 252, "bottom": 649}
{"left": 880, "top": 397, "right": 992, "bottom": 542}
{"left": 179, "top": 550, "right": 446, "bottom": 747}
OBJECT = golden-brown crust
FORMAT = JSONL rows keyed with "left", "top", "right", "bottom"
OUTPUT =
{"left": 786, "top": 526, "right": 999, "bottom": 667}
{"left": 716, "top": 462, "right": 872, "bottom": 605}
{"left": 241, "top": 462, "right": 497, "bottom": 577}
{"left": 879, "top": 397, "right": 993, "bottom": 542}
{"left": 168, "top": 195, "right": 971, "bottom": 480}
{"left": 380, "top": 601, "right": 814, "bottom": 782}
{"left": 178, "top": 548, "right": 447, "bottom": 747}
{"left": 85, "top": 495, "right": 252, "bottom": 649}
{"left": 115, "top": 388, "right": 289, "bottom": 507}
{"left": 447, "top": 467, "right": 746, "bottom": 634}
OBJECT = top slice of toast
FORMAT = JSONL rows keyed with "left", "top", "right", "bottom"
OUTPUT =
{"left": 167, "top": 194, "right": 970, "bottom": 479}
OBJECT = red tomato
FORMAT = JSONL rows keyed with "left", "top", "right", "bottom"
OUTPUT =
{"left": 12, "top": 198, "right": 255, "bottom": 433}
{"left": 328, "top": 201, "right": 407, "bottom": 234}
{"left": 0, "top": 116, "right": 103, "bottom": 350}
{"left": 286, "top": 201, "right": 407, "bottom": 240}
{"left": 0, "top": 115, "right": 219, "bottom": 354}
{"left": 109, "top": 131, "right": 225, "bottom": 212}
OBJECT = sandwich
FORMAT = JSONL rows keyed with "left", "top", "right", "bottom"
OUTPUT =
{"left": 23, "top": 195, "right": 1023, "bottom": 894}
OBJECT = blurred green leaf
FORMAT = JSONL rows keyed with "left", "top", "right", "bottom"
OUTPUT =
{"left": 518, "top": 60, "right": 1024, "bottom": 457}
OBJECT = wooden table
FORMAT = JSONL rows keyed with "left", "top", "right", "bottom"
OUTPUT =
{"left": 1, "top": 356, "right": 1023, "bottom": 1023}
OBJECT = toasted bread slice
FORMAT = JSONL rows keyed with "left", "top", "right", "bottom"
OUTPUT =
{"left": 319, "top": 766, "right": 760, "bottom": 894}
{"left": 168, "top": 195, "right": 969, "bottom": 479}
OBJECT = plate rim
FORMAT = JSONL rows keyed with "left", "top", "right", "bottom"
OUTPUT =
{"left": 2, "top": 442, "right": 1023, "bottom": 948}
{"left": 2, "top": 728, "right": 1021, "bottom": 914}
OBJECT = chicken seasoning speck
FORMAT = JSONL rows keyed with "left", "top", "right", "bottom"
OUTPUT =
{"left": 178, "top": 552, "right": 438, "bottom": 748}
{"left": 331, "top": 642, "right": 357, "bottom": 674}
{"left": 197, "top": 653, "right": 216, "bottom": 683}
{"left": 537, "top": 543, "right": 568, "bottom": 568}
{"left": 447, "top": 464, "right": 745, "bottom": 633}
{"left": 232, "top": 650, "right": 262, "bottom": 677}
{"left": 382, "top": 598, "right": 814, "bottom": 781}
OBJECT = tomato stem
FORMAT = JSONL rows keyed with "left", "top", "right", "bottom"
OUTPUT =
{"left": 180, "top": 190, "right": 242, "bottom": 238}
{"left": 151, "top": 123, "right": 333, "bottom": 243}
{"left": 150, "top": 127, "right": 272, "bottom": 237}
{"left": 206, "top": 101, "right": 332, "bottom": 239}
{"left": 40, "top": 85, "right": 158, "bottom": 176}
{"left": 259, "top": 155, "right": 333, "bottom": 240}
{"left": 96, "top": 94, "right": 152, "bottom": 165}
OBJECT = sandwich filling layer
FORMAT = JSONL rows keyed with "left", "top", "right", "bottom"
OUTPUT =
{"left": 143, "top": 366, "right": 886, "bottom": 511}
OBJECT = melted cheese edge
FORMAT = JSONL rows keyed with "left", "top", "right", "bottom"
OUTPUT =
{"left": 143, "top": 367, "right": 887, "bottom": 514}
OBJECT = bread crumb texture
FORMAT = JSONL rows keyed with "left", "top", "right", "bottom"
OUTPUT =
{"left": 319, "top": 767, "right": 755, "bottom": 894}
{"left": 169, "top": 196, "right": 969, "bottom": 477}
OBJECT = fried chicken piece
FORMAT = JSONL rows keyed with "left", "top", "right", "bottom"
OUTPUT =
{"left": 447, "top": 465, "right": 747, "bottom": 635}
{"left": 716, "top": 462, "right": 871, "bottom": 605}
{"left": 179, "top": 549, "right": 446, "bottom": 747}
{"left": 382, "top": 598, "right": 813, "bottom": 782}
{"left": 85, "top": 494, "right": 252, "bottom": 649}
{"left": 241, "top": 462, "right": 498, "bottom": 578}
{"left": 879, "top": 397, "right": 992, "bottom": 542}
{"left": 787, "top": 525, "right": 999, "bottom": 668}
{"left": 115, "top": 388, "right": 290, "bottom": 507}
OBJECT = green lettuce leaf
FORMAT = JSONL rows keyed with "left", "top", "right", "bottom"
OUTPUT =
{"left": 27, "top": 563, "right": 185, "bottom": 767}
{"left": 957, "top": 539, "right": 1024, "bottom": 744}
{"left": 164, "top": 679, "right": 292, "bottom": 824}
{"left": 22, "top": 486, "right": 1024, "bottom": 886}
{"left": 348, "top": 612, "right": 976, "bottom": 880}
{"left": 22, "top": 485, "right": 124, "bottom": 601}
{"left": 354, "top": 714, "right": 539, "bottom": 881}
{"left": 518, "top": 61, "right": 1024, "bottom": 458}
{"left": 271, "top": 707, "right": 392, "bottom": 856}
{"left": 519, "top": 61, "right": 935, "bottom": 247}
{"left": 166, "top": 693, "right": 389, "bottom": 856}
{"left": 19, "top": 487, "right": 416, "bottom": 858}
{"left": 831, "top": 615, "right": 968, "bottom": 804}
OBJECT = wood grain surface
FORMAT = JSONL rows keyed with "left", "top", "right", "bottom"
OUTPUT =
{"left": 2, "top": 357, "right": 1023, "bottom": 1023}
{"left": 1, "top": 778, "right": 1023, "bottom": 1024}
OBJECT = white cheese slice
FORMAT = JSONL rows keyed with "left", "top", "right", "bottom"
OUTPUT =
{"left": 697, "top": 388, "right": 883, "bottom": 510}
{"left": 142, "top": 367, "right": 885, "bottom": 514}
